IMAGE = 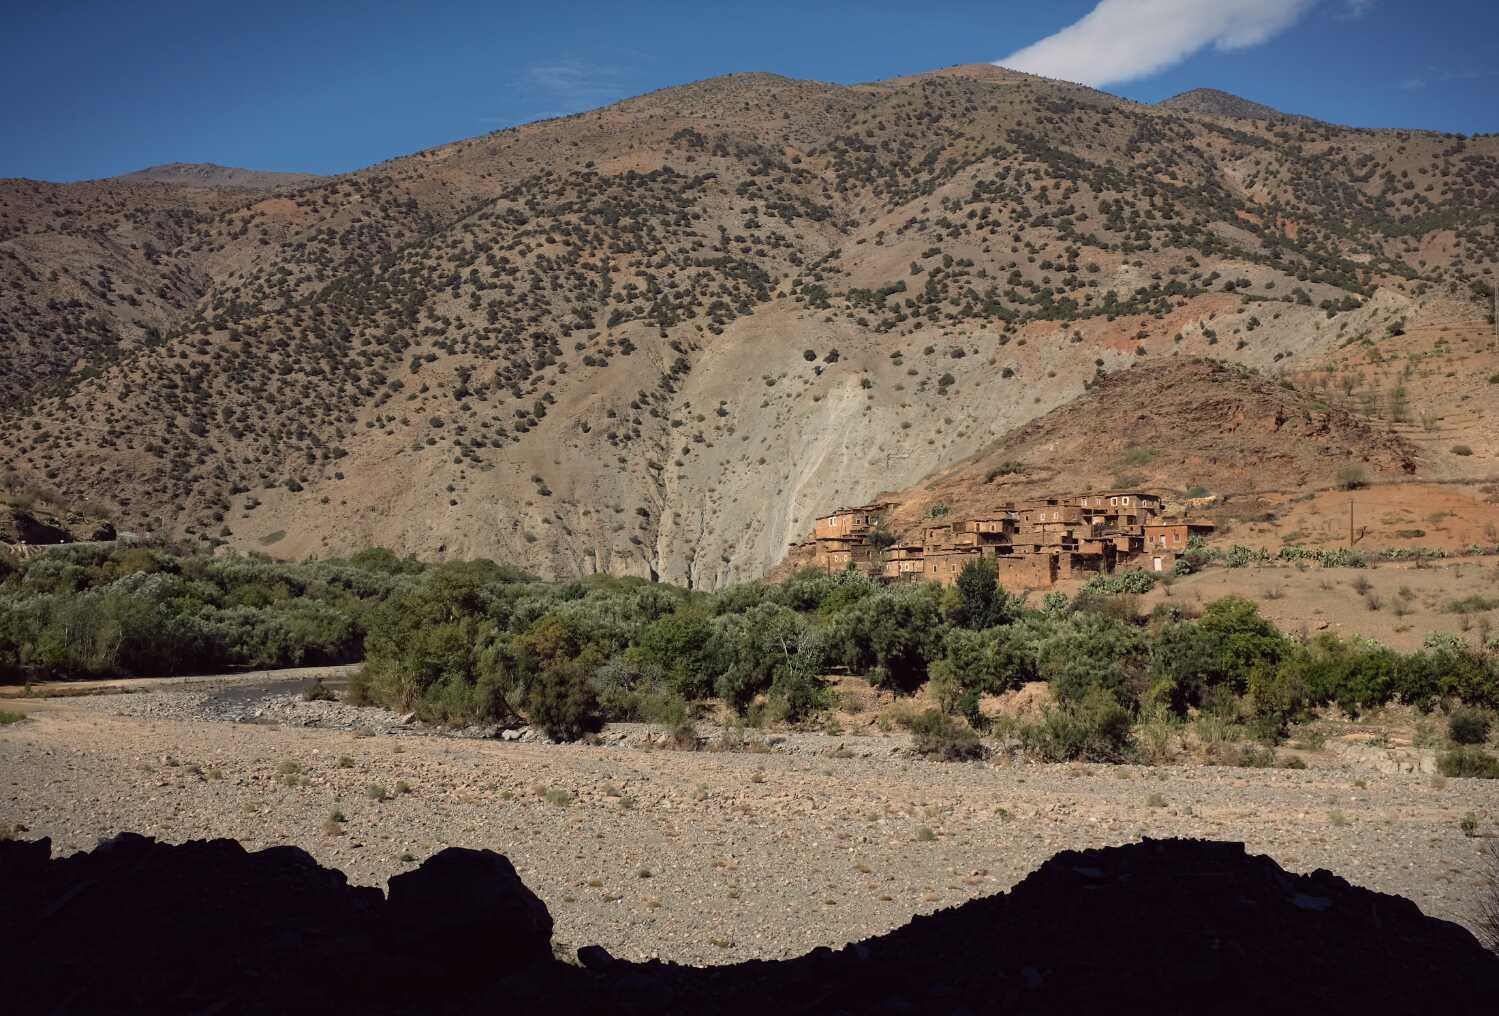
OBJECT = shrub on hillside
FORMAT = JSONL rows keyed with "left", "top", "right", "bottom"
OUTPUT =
{"left": 905, "top": 709, "right": 985, "bottom": 761}
{"left": 1020, "top": 686, "right": 1134, "bottom": 763}
{"left": 1449, "top": 707, "right": 1493, "bottom": 746}
{"left": 1082, "top": 570, "right": 1157, "bottom": 596}
{"left": 766, "top": 656, "right": 830, "bottom": 724}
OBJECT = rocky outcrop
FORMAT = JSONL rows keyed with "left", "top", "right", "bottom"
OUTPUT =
{"left": 1, "top": 834, "right": 1495, "bottom": 1014}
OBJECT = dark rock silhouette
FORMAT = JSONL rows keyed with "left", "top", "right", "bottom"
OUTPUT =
{"left": 2, "top": 834, "right": 1495, "bottom": 1014}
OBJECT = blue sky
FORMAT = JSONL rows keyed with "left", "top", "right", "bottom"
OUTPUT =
{"left": 4, "top": 0, "right": 1495, "bottom": 182}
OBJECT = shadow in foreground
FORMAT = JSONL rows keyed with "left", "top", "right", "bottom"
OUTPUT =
{"left": 3, "top": 834, "right": 1495, "bottom": 1014}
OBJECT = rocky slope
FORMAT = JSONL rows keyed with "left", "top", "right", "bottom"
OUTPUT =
{"left": 833, "top": 355, "right": 1432, "bottom": 545}
{"left": 3, "top": 68, "right": 1497, "bottom": 585}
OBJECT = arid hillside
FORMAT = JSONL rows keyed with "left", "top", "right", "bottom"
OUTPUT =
{"left": 849, "top": 356, "right": 1426, "bottom": 538}
{"left": 3, "top": 65, "right": 1497, "bottom": 586}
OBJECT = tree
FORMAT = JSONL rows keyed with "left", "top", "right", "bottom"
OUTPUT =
{"left": 946, "top": 557, "right": 1020, "bottom": 630}
{"left": 825, "top": 586, "right": 946, "bottom": 693}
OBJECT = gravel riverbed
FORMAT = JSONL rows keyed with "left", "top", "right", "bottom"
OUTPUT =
{"left": 3, "top": 678, "right": 1496, "bottom": 965}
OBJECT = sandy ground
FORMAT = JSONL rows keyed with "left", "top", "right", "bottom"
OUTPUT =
{"left": 3, "top": 680, "right": 1498, "bottom": 966}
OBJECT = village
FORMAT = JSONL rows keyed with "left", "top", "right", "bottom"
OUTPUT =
{"left": 804, "top": 492, "right": 1217, "bottom": 591}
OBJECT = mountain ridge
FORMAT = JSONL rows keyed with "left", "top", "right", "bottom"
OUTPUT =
{"left": 2, "top": 65, "right": 1495, "bottom": 586}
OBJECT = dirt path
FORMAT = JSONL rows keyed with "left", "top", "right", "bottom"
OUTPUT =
{"left": 3, "top": 683, "right": 1496, "bottom": 966}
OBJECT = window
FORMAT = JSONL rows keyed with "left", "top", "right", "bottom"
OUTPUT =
{"left": 1123, "top": 496, "right": 1132, "bottom": 506}
{"left": 1173, "top": 532, "right": 1182, "bottom": 544}
{"left": 1110, "top": 496, "right": 1118, "bottom": 506}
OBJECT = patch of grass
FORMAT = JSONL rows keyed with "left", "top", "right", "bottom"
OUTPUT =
{"left": 337, "top": 755, "right": 354, "bottom": 768}
{"left": 1146, "top": 792, "right": 1167, "bottom": 808}
{"left": 914, "top": 826, "right": 937, "bottom": 842}
{"left": 1446, "top": 596, "right": 1499, "bottom": 615}
{"left": 1289, "top": 725, "right": 1327, "bottom": 751}
{"left": 1329, "top": 810, "right": 1350, "bottom": 827}
{"left": 1116, "top": 446, "right": 1157, "bottom": 468}
{"left": 0, "top": 710, "right": 28, "bottom": 725}
{"left": 367, "top": 783, "right": 389, "bottom": 801}
{"left": 395, "top": 780, "right": 412, "bottom": 795}
{"left": 1461, "top": 813, "right": 1480, "bottom": 838}
{"left": 543, "top": 787, "right": 573, "bottom": 807}
{"left": 259, "top": 530, "right": 286, "bottom": 546}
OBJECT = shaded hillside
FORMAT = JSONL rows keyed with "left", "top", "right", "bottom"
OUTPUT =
{"left": 3, "top": 834, "right": 1496, "bottom": 1013}
{"left": 865, "top": 357, "right": 1424, "bottom": 540}
{"left": 3, "top": 64, "right": 1497, "bottom": 585}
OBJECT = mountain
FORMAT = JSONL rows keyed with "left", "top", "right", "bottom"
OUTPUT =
{"left": 1156, "top": 88, "right": 1295, "bottom": 121}
{"left": 2, "top": 64, "right": 1496, "bottom": 586}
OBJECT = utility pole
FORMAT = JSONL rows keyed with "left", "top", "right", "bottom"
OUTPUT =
{"left": 1349, "top": 499, "right": 1354, "bottom": 548}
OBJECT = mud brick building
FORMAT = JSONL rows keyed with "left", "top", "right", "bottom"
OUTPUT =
{"left": 804, "top": 491, "right": 1213, "bottom": 592}
{"left": 807, "top": 503, "right": 897, "bottom": 575}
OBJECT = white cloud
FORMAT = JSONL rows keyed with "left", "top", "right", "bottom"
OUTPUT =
{"left": 994, "top": 0, "right": 1318, "bottom": 87}
{"left": 1341, "top": 0, "right": 1376, "bottom": 18}
{"left": 520, "top": 59, "right": 634, "bottom": 109}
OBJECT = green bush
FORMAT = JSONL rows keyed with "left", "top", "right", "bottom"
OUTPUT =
{"left": 708, "top": 601, "right": 810, "bottom": 711}
{"left": 823, "top": 585, "right": 945, "bottom": 693}
{"left": 905, "top": 709, "right": 984, "bottom": 761}
{"left": 1024, "top": 612, "right": 1147, "bottom": 707}
{"left": 632, "top": 609, "right": 715, "bottom": 699}
{"left": 1449, "top": 707, "right": 1493, "bottom": 746}
{"left": 766, "top": 657, "right": 830, "bottom": 724}
{"left": 1082, "top": 569, "right": 1157, "bottom": 595}
{"left": 1438, "top": 747, "right": 1499, "bottom": 779}
{"left": 1020, "top": 686, "right": 1134, "bottom": 762}
{"left": 526, "top": 657, "right": 603, "bottom": 741}
{"left": 928, "top": 625, "right": 1035, "bottom": 699}
{"left": 945, "top": 557, "right": 1021, "bottom": 630}
{"left": 1152, "top": 597, "right": 1287, "bottom": 714}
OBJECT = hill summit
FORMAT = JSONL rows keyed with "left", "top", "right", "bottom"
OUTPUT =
{"left": 1157, "top": 88, "right": 1294, "bottom": 121}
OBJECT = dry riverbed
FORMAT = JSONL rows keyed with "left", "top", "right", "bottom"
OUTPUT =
{"left": 2, "top": 676, "right": 1497, "bottom": 966}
